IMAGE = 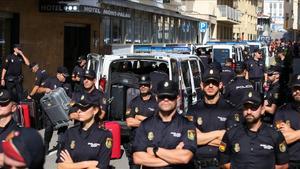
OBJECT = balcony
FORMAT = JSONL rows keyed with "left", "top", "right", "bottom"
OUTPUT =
{"left": 216, "top": 5, "right": 240, "bottom": 24}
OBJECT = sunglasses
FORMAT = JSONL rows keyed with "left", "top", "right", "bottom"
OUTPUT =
{"left": 76, "top": 105, "right": 93, "bottom": 111}
{"left": 0, "top": 102, "right": 10, "bottom": 107}
{"left": 204, "top": 80, "right": 219, "bottom": 86}
{"left": 158, "top": 95, "right": 177, "bottom": 101}
{"left": 139, "top": 84, "right": 150, "bottom": 87}
{"left": 83, "top": 76, "right": 94, "bottom": 81}
{"left": 243, "top": 103, "right": 260, "bottom": 111}
{"left": 293, "top": 86, "right": 300, "bottom": 91}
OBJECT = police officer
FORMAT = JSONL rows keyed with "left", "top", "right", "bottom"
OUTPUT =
{"left": 57, "top": 95, "right": 112, "bottom": 169}
{"left": 37, "top": 66, "right": 72, "bottom": 153}
{"left": 0, "top": 89, "right": 19, "bottom": 166}
{"left": 27, "top": 62, "right": 48, "bottom": 99}
{"left": 218, "top": 91, "right": 289, "bottom": 169}
{"left": 276, "top": 47, "right": 290, "bottom": 87}
{"left": 0, "top": 89, "right": 19, "bottom": 142}
{"left": 1, "top": 44, "right": 30, "bottom": 102}
{"left": 72, "top": 55, "right": 87, "bottom": 93}
{"left": 187, "top": 68, "right": 234, "bottom": 169}
{"left": 70, "top": 69, "right": 107, "bottom": 121}
{"left": 133, "top": 80, "right": 196, "bottom": 168}
{"left": 223, "top": 62, "right": 253, "bottom": 108}
{"left": 263, "top": 66, "right": 282, "bottom": 124}
{"left": 245, "top": 48, "right": 267, "bottom": 94}
{"left": 274, "top": 74, "right": 300, "bottom": 168}
{"left": 125, "top": 74, "right": 158, "bottom": 169}
{"left": 2, "top": 127, "right": 45, "bottom": 169}
{"left": 149, "top": 63, "right": 169, "bottom": 94}
{"left": 220, "top": 58, "right": 235, "bottom": 87}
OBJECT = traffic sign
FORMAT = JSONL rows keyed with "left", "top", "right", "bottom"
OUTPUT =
{"left": 199, "top": 22, "right": 208, "bottom": 32}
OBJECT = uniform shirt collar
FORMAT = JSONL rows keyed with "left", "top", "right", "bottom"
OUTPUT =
{"left": 243, "top": 122, "right": 266, "bottom": 136}
{"left": 79, "top": 121, "right": 98, "bottom": 137}
{"left": 155, "top": 111, "right": 178, "bottom": 122}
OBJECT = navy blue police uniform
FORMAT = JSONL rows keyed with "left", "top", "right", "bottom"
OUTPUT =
{"left": 245, "top": 49, "right": 265, "bottom": 94}
{"left": 218, "top": 91, "right": 289, "bottom": 169}
{"left": 41, "top": 66, "right": 72, "bottom": 153}
{"left": 3, "top": 45, "right": 27, "bottom": 102}
{"left": 187, "top": 68, "right": 234, "bottom": 169}
{"left": 274, "top": 103, "right": 300, "bottom": 168}
{"left": 71, "top": 69, "right": 107, "bottom": 116}
{"left": 125, "top": 75, "right": 158, "bottom": 169}
{"left": 263, "top": 66, "right": 284, "bottom": 124}
{"left": 223, "top": 62, "right": 254, "bottom": 108}
{"left": 0, "top": 89, "right": 20, "bottom": 152}
{"left": 57, "top": 97, "right": 112, "bottom": 169}
{"left": 273, "top": 74, "right": 300, "bottom": 168}
{"left": 72, "top": 56, "right": 86, "bottom": 92}
{"left": 132, "top": 80, "right": 197, "bottom": 169}
{"left": 219, "top": 123, "right": 289, "bottom": 169}
{"left": 220, "top": 60, "right": 235, "bottom": 86}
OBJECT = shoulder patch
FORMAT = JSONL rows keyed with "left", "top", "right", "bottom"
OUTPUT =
{"left": 219, "top": 141, "right": 226, "bottom": 152}
{"left": 279, "top": 141, "right": 287, "bottom": 152}
{"left": 148, "top": 131, "right": 154, "bottom": 141}
{"left": 187, "top": 129, "right": 195, "bottom": 141}
{"left": 105, "top": 138, "right": 112, "bottom": 149}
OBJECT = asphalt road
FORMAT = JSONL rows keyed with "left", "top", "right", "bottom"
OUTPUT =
{"left": 40, "top": 130, "right": 129, "bottom": 169}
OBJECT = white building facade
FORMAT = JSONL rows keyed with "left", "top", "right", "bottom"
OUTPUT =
{"left": 263, "top": 0, "right": 285, "bottom": 31}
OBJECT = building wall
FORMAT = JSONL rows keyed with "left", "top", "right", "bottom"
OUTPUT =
{"left": 0, "top": 0, "right": 101, "bottom": 90}
{"left": 264, "top": 0, "right": 284, "bottom": 31}
{"left": 233, "top": 0, "right": 258, "bottom": 40}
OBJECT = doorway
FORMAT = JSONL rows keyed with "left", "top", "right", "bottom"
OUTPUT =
{"left": 64, "top": 24, "right": 90, "bottom": 74}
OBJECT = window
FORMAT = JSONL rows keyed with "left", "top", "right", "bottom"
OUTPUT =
{"left": 189, "top": 60, "right": 201, "bottom": 88}
{"left": 157, "top": 16, "right": 163, "bottom": 43}
{"left": 171, "top": 59, "right": 179, "bottom": 83}
{"left": 164, "top": 17, "right": 170, "bottom": 43}
{"left": 181, "top": 61, "right": 191, "bottom": 88}
{"left": 112, "top": 18, "right": 121, "bottom": 43}
{"left": 103, "top": 16, "right": 111, "bottom": 44}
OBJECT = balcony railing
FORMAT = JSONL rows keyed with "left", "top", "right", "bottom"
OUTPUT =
{"left": 216, "top": 5, "right": 240, "bottom": 23}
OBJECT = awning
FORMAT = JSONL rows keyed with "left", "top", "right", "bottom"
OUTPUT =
{"left": 101, "top": 0, "right": 200, "bottom": 21}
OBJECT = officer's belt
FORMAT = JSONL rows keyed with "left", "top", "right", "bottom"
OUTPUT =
{"left": 194, "top": 158, "right": 219, "bottom": 168}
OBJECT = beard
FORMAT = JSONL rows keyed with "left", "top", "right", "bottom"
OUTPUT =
{"left": 245, "top": 114, "right": 260, "bottom": 124}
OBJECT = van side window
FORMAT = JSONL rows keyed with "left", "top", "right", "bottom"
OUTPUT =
{"left": 190, "top": 60, "right": 201, "bottom": 88}
{"left": 181, "top": 61, "right": 191, "bottom": 88}
{"left": 171, "top": 60, "right": 179, "bottom": 83}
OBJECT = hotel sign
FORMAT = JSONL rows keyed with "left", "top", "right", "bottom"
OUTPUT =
{"left": 39, "top": 0, "right": 131, "bottom": 18}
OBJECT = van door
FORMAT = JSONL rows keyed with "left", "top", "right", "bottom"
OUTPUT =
{"left": 180, "top": 60, "right": 194, "bottom": 111}
{"left": 189, "top": 59, "right": 202, "bottom": 104}
{"left": 86, "top": 53, "right": 104, "bottom": 89}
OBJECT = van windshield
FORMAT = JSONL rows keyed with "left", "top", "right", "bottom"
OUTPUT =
{"left": 213, "top": 49, "right": 230, "bottom": 64}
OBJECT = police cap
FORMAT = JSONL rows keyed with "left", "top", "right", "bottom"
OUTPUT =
{"left": 202, "top": 68, "right": 221, "bottom": 83}
{"left": 2, "top": 128, "right": 45, "bottom": 169}
{"left": 0, "top": 89, "right": 11, "bottom": 104}
{"left": 72, "top": 94, "right": 99, "bottom": 108}
{"left": 57, "top": 66, "right": 70, "bottom": 77}
{"left": 139, "top": 74, "right": 151, "bottom": 85}
{"left": 157, "top": 80, "right": 178, "bottom": 98}
{"left": 77, "top": 55, "right": 87, "bottom": 62}
{"left": 291, "top": 74, "right": 300, "bottom": 87}
{"left": 266, "top": 65, "right": 281, "bottom": 75}
{"left": 242, "top": 90, "right": 262, "bottom": 107}
{"left": 83, "top": 69, "right": 96, "bottom": 79}
{"left": 13, "top": 44, "right": 22, "bottom": 50}
{"left": 253, "top": 48, "right": 262, "bottom": 53}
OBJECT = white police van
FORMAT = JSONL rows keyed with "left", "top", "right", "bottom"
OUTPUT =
{"left": 206, "top": 42, "right": 244, "bottom": 66}
{"left": 86, "top": 45, "right": 204, "bottom": 124}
